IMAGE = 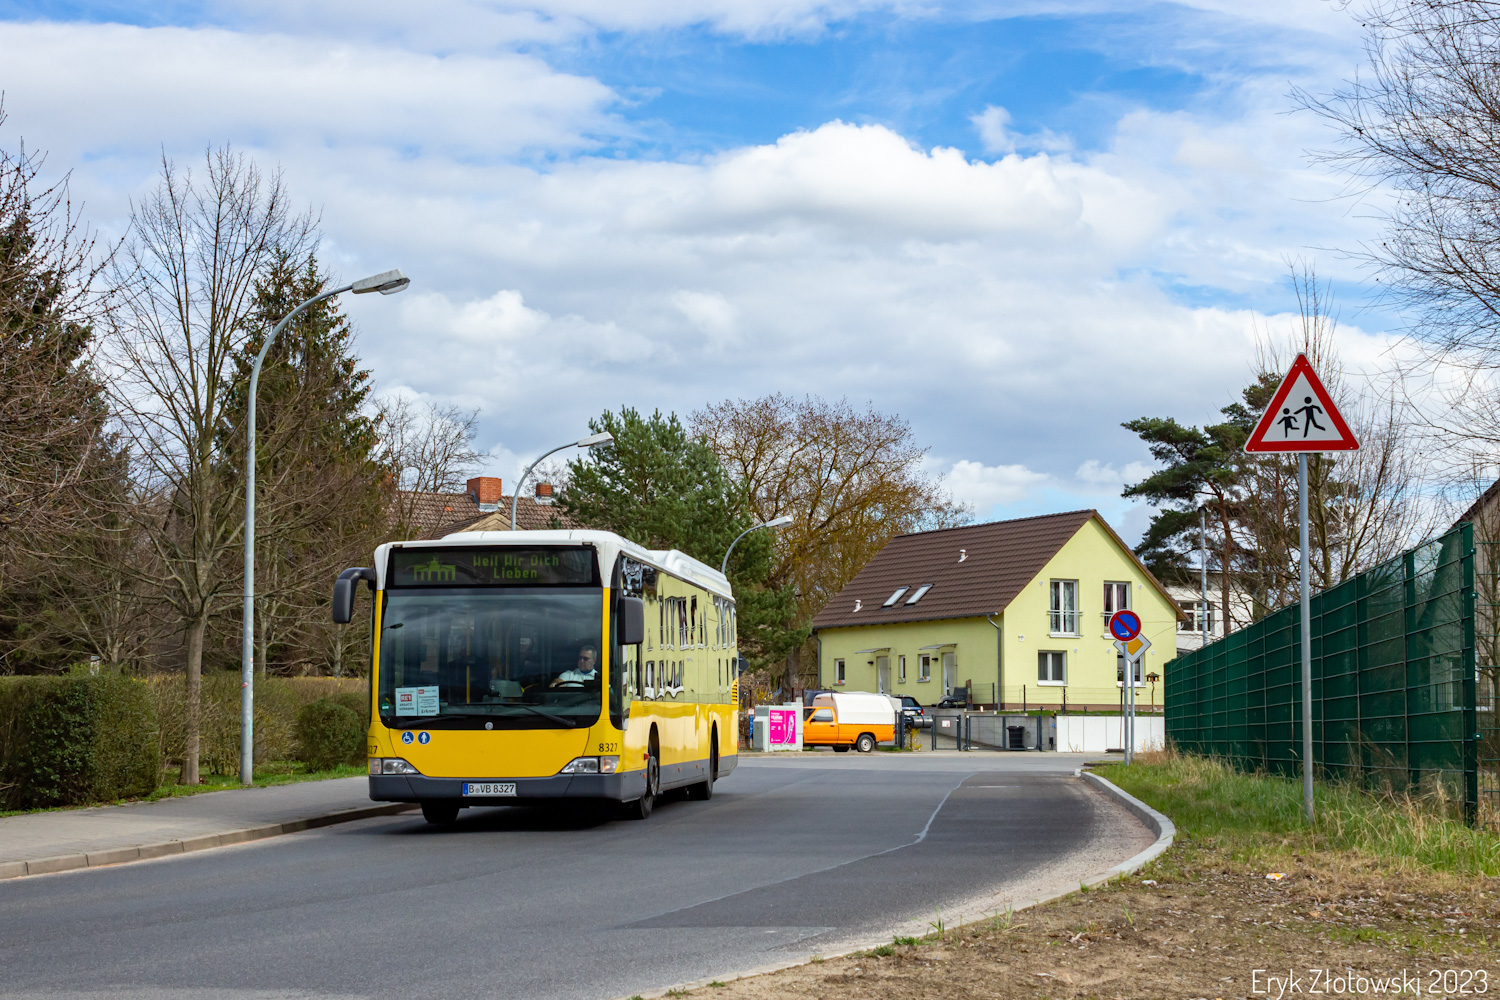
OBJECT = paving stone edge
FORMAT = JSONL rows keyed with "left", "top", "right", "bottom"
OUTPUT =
{"left": 0, "top": 802, "right": 416, "bottom": 880}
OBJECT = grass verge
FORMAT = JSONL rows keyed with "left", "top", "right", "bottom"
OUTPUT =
{"left": 655, "top": 750, "right": 1499, "bottom": 1000}
{"left": 0, "top": 762, "right": 367, "bottom": 817}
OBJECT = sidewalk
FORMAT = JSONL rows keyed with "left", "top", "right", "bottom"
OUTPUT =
{"left": 0, "top": 776, "right": 412, "bottom": 879}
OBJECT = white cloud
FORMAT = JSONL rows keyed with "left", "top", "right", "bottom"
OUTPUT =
{"left": 971, "top": 105, "right": 1075, "bottom": 156}
{"left": 1075, "top": 459, "right": 1155, "bottom": 491}
{"left": 943, "top": 459, "right": 1053, "bottom": 513}
{"left": 0, "top": 21, "right": 618, "bottom": 164}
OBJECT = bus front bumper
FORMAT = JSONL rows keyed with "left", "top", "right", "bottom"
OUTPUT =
{"left": 369, "top": 770, "right": 648, "bottom": 805}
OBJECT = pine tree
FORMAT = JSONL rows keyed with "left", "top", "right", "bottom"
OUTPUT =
{"left": 0, "top": 114, "right": 134, "bottom": 673}
{"left": 218, "top": 252, "right": 389, "bottom": 677}
{"left": 557, "top": 408, "right": 804, "bottom": 671}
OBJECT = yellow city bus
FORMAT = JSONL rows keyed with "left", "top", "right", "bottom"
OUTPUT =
{"left": 331, "top": 529, "right": 739, "bottom": 824}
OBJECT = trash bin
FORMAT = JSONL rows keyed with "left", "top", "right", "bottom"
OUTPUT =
{"left": 1007, "top": 725, "right": 1026, "bottom": 750}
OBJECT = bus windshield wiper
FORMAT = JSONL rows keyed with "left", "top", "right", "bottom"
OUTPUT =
{"left": 387, "top": 714, "right": 469, "bottom": 728}
{"left": 503, "top": 703, "right": 578, "bottom": 728}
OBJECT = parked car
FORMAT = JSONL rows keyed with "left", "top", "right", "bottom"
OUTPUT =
{"left": 802, "top": 691, "right": 896, "bottom": 753}
{"left": 898, "top": 695, "right": 929, "bottom": 728}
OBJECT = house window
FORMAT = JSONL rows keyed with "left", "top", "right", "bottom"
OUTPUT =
{"left": 1049, "top": 580, "right": 1079, "bottom": 635}
{"left": 1117, "top": 654, "right": 1143, "bottom": 686}
{"left": 883, "top": 587, "right": 909, "bottom": 607}
{"left": 918, "top": 654, "right": 932, "bottom": 681}
{"left": 1038, "top": 651, "right": 1066, "bottom": 684}
{"left": 1103, "top": 582, "right": 1129, "bottom": 624}
{"left": 898, "top": 655, "right": 907, "bottom": 682}
{"left": 835, "top": 658, "right": 846, "bottom": 685}
{"left": 1179, "top": 601, "right": 1216, "bottom": 633}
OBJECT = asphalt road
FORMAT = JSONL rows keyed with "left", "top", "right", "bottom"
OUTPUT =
{"left": 0, "top": 753, "right": 1145, "bottom": 1000}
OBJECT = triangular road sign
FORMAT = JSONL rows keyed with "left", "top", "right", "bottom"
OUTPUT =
{"left": 1244, "top": 353, "right": 1359, "bottom": 453}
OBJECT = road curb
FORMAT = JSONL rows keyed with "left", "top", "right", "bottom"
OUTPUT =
{"left": 604, "top": 769, "right": 1177, "bottom": 1000}
{"left": 1076, "top": 768, "right": 1176, "bottom": 883}
{"left": 0, "top": 802, "right": 416, "bottom": 880}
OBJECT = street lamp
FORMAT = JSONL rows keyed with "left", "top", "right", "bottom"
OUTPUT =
{"left": 240, "top": 268, "right": 410, "bottom": 785}
{"left": 721, "top": 515, "right": 794, "bottom": 576}
{"left": 510, "top": 431, "right": 614, "bottom": 530}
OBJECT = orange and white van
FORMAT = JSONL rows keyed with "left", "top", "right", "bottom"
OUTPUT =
{"left": 802, "top": 692, "right": 895, "bottom": 753}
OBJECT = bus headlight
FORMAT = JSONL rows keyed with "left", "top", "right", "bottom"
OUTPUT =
{"left": 376, "top": 758, "right": 420, "bottom": 775}
{"left": 560, "top": 756, "right": 621, "bottom": 775}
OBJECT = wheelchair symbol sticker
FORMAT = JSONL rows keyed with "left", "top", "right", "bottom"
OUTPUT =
{"left": 417, "top": 732, "right": 431, "bottom": 745}
{"left": 401, "top": 731, "right": 414, "bottom": 744}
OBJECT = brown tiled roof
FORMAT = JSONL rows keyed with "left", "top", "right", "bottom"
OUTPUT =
{"left": 396, "top": 489, "right": 582, "bottom": 540}
{"left": 811, "top": 509, "right": 1181, "bottom": 629}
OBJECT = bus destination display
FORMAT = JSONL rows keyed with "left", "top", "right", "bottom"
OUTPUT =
{"left": 388, "top": 547, "right": 597, "bottom": 587}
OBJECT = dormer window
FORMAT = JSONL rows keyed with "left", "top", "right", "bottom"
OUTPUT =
{"left": 883, "top": 587, "right": 909, "bottom": 607}
{"left": 905, "top": 584, "right": 933, "bottom": 605}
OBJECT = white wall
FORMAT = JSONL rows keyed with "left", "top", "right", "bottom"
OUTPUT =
{"left": 1056, "top": 714, "right": 1162, "bottom": 753}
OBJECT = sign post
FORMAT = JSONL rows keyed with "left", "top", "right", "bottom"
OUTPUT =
{"left": 1244, "top": 353, "right": 1359, "bottom": 822}
{"left": 1108, "top": 610, "right": 1144, "bottom": 764}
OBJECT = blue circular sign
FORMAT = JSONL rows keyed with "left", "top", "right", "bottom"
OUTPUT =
{"left": 417, "top": 732, "right": 431, "bottom": 745}
{"left": 1109, "top": 610, "right": 1142, "bottom": 642}
{"left": 401, "top": 731, "right": 414, "bottom": 745}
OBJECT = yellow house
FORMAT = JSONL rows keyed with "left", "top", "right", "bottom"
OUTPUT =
{"left": 811, "top": 510, "right": 1182, "bottom": 712}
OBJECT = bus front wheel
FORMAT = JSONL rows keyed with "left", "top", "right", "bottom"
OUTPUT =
{"left": 421, "top": 800, "right": 460, "bottom": 825}
{"left": 623, "top": 749, "right": 659, "bottom": 820}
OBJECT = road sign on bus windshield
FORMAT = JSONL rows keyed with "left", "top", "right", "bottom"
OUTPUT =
{"left": 1244, "top": 353, "right": 1359, "bottom": 453}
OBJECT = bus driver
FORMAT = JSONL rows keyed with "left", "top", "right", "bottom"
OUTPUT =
{"left": 550, "top": 643, "right": 599, "bottom": 687}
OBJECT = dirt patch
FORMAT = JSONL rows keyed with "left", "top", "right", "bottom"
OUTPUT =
{"left": 668, "top": 843, "right": 1500, "bottom": 1000}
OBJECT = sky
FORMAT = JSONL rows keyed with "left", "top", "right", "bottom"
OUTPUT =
{"left": 0, "top": 0, "right": 1411, "bottom": 542}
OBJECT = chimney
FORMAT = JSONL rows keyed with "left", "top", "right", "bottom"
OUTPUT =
{"left": 467, "top": 476, "right": 503, "bottom": 512}
{"left": 534, "top": 482, "right": 556, "bottom": 506}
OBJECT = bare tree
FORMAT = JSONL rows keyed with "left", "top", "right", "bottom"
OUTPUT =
{"left": 375, "top": 396, "right": 482, "bottom": 535}
{"left": 1301, "top": 1, "right": 1500, "bottom": 361}
{"left": 105, "top": 148, "right": 314, "bottom": 783}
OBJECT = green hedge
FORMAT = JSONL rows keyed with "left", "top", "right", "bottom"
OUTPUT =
{"left": 0, "top": 675, "right": 161, "bottom": 809}
{"left": 148, "top": 674, "right": 366, "bottom": 777}
{"left": 296, "top": 698, "right": 367, "bottom": 771}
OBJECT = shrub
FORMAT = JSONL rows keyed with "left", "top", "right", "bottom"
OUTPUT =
{"left": 296, "top": 699, "right": 365, "bottom": 771}
{"left": 148, "top": 674, "right": 365, "bottom": 778}
{"left": 0, "top": 675, "right": 160, "bottom": 809}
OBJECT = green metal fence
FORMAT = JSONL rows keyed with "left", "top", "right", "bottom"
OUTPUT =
{"left": 1166, "top": 523, "right": 1483, "bottom": 825}
{"left": 1473, "top": 538, "right": 1500, "bottom": 830}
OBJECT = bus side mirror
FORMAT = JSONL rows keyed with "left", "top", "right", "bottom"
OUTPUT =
{"left": 617, "top": 595, "right": 645, "bottom": 645}
{"left": 332, "top": 567, "right": 376, "bottom": 623}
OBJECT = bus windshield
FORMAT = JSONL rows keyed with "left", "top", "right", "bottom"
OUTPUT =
{"left": 376, "top": 588, "right": 602, "bottom": 729}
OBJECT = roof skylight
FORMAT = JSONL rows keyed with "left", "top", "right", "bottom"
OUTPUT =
{"left": 883, "top": 587, "right": 909, "bottom": 607}
{"left": 905, "top": 584, "right": 933, "bottom": 605}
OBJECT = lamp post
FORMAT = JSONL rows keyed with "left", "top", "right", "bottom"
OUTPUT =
{"left": 721, "top": 515, "right": 794, "bottom": 576}
{"left": 510, "top": 432, "right": 614, "bottom": 530}
{"left": 240, "top": 268, "right": 410, "bottom": 785}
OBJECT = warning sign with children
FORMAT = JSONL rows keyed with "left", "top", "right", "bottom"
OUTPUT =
{"left": 1244, "top": 353, "right": 1360, "bottom": 454}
